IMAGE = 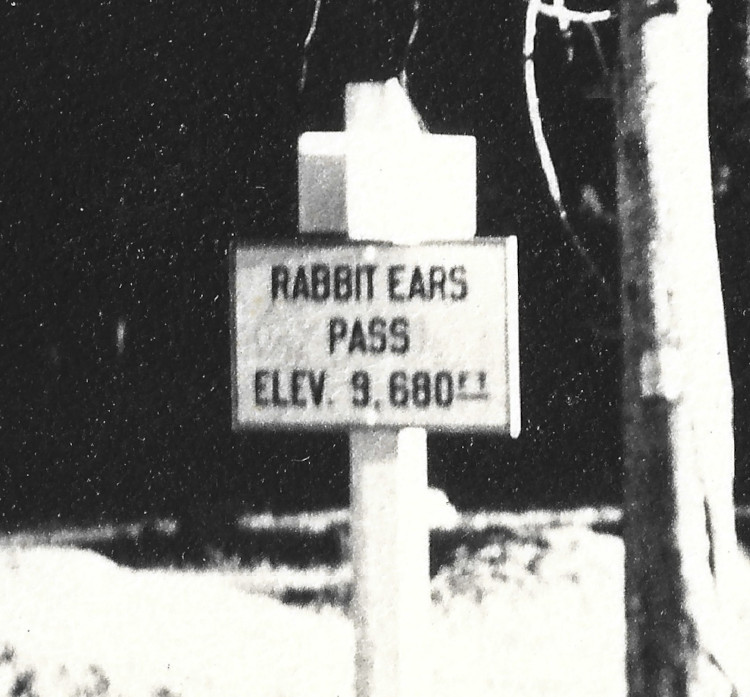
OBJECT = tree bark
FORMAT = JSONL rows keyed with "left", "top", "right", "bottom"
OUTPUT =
{"left": 744, "top": 0, "right": 750, "bottom": 100}
{"left": 617, "top": 1, "right": 740, "bottom": 696}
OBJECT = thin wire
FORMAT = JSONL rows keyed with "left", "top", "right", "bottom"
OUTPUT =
{"left": 523, "top": 0, "right": 615, "bottom": 299}
{"left": 585, "top": 21, "right": 610, "bottom": 80}
{"left": 299, "top": 0, "right": 323, "bottom": 92}
{"left": 399, "top": 0, "right": 421, "bottom": 95}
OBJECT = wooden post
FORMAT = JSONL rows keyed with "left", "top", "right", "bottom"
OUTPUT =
{"left": 349, "top": 427, "right": 429, "bottom": 697}
{"left": 298, "top": 78, "right": 476, "bottom": 697}
{"left": 617, "top": 1, "right": 740, "bottom": 695}
{"left": 345, "top": 81, "right": 467, "bottom": 697}
{"left": 345, "top": 81, "right": 477, "bottom": 697}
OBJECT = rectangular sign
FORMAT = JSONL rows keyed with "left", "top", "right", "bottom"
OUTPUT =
{"left": 231, "top": 240, "right": 520, "bottom": 434}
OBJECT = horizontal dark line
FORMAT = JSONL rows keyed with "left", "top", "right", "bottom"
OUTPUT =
{"left": 455, "top": 393, "right": 490, "bottom": 401}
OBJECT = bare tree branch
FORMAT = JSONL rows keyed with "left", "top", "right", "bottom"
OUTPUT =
{"left": 523, "top": 0, "right": 615, "bottom": 299}
{"left": 299, "top": 0, "right": 324, "bottom": 92}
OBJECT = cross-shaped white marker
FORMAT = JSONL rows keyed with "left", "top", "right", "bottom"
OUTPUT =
{"left": 297, "top": 78, "right": 476, "bottom": 697}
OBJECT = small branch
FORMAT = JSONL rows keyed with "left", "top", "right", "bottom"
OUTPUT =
{"left": 399, "top": 0, "right": 421, "bottom": 94}
{"left": 523, "top": 0, "right": 616, "bottom": 300}
{"left": 537, "top": 3, "right": 613, "bottom": 24}
{"left": 586, "top": 22, "right": 611, "bottom": 80}
{"left": 299, "top": 0, "right": 324, "bottom": 92}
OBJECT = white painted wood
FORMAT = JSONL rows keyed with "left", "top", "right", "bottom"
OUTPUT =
{"left": 345, "top": 130, "right": 475, "bottom": 243}
{"left": 297, "top": 78, "right": 476, "bottom": 697}
{"left": 298, "top": 132, "right": 347, "bottom": 234}
{"left": 232, "top": 240, "right": 517, "bottom": 432}
{"left": 298, "top": 78, "right": 475, "bottom": 240}
{"left": 349, "top": 427, "right": 429, "bottom": 697}
{"left": 504, "top": 235, "right": 521, "bottom": 439}
{"left": 344, "top": 81, "right": 445, "bottom": 697}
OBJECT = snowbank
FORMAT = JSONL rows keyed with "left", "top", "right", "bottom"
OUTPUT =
{"left": 0, "top": 547, "right": 352, "bottom": 697}
{"left": 1, "top": 527, "right": 748, "bottom": 697}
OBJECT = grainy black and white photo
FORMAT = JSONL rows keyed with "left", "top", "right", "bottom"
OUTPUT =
{"left": 2, "top": 0, "right": 750, "bottom": 695}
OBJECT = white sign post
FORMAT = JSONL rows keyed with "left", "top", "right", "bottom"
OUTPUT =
{"left": 232, "top": 79, "right": 519, "bottom": 697}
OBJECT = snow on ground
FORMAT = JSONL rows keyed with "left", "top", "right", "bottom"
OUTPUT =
{"left": 1, "top": 525, "right": 749, "bottom": 697}
{"left": 0, "top": 547, "right": 352, "bottom": 697}
{"left": 429, "top": 526, "right": 627, "bottom": 697}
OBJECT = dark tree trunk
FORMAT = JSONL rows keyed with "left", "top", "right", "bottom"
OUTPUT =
{"left": 617, "top": 0, "right": 740, "bottom": 695}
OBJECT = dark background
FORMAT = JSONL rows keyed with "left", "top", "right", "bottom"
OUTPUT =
{"left": 1, "top": 0, "right": 749, "bottom": 528}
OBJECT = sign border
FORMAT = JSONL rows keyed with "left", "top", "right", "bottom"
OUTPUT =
{"left": 230, "top": 237, "right": 520, "bottom": 435}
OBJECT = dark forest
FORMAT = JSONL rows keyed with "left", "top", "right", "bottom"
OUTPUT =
{"left": 2, "top": 0, "right": 750, "bottom": 526}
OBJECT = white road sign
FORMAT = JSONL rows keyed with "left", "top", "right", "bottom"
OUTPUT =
{"left": 232, "top": 240, "right": 520, "bottom": 434}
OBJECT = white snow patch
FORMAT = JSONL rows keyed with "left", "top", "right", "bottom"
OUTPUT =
{"left": 426, "top": 487, "right": 460, "bottom": 529}
{"left": 2, "top": 531, "right": 749, "bottom": 697}
{"left": 0, "top": 546, "right": 353, "bottom": 697}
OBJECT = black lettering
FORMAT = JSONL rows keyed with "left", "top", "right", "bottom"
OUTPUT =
{"left": 309, "top": 371, "right": 326, "bottom": 406}
{"left": 435, "top": 371, "right": 454, "bottom": 407}
{"left": 478, "top": 371, "right": 487, "bottom": 391}
{"left": 271, "top": 371, "right": 288, "bottom": 406}
{"left": 389, "top": 371, "right": 408, "bottom": 407}
{"left": 311, "top": 264, "right": 330, "bottom": 301}
{"left": 254, "top": 370, "right": 270, "bottom": 406}
{"left": 329, "top": 317, "right": 347, "bottom": 354}
{"left": 390, "top": 317, "right": 409, "bottom": 354}
{"left": 428, "top": 266, "right": 447, "bottom": 300}
{"left": 409, "top": 267, "right": 427, "bottom": 300}
{"left": 449, "top": 266, "right": 468, "bottom": 300}
{"left": 458, "top": 371, "right": 468, "bottom": 390}
{"left": 412, "top": 371, "right": 430, "bottom": 407}
{"left": 349, "top": 318, "right": 367, "bottom": 353}
{"left": 292, "top": 267, "right": 310, "bottom": 300}
{"left": 369, "top": 317, "right": 387, "bottom": 353}
{"left": 351, "top": 371, "right": 370, "bottom": 407}
{"left": 271, "top": 266, "right": 289, "bottom": 301}
{"left": 388, "top": 265, "right": 406, "bottom": 301}
{"left": 334, "top": 266, "right": 352, "bottom": 301}
{"left": 291, "top": 370, "right": 306, "bottom": 407}
{"left": 363, "top": 265, "right": 376, "bottom": 301}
